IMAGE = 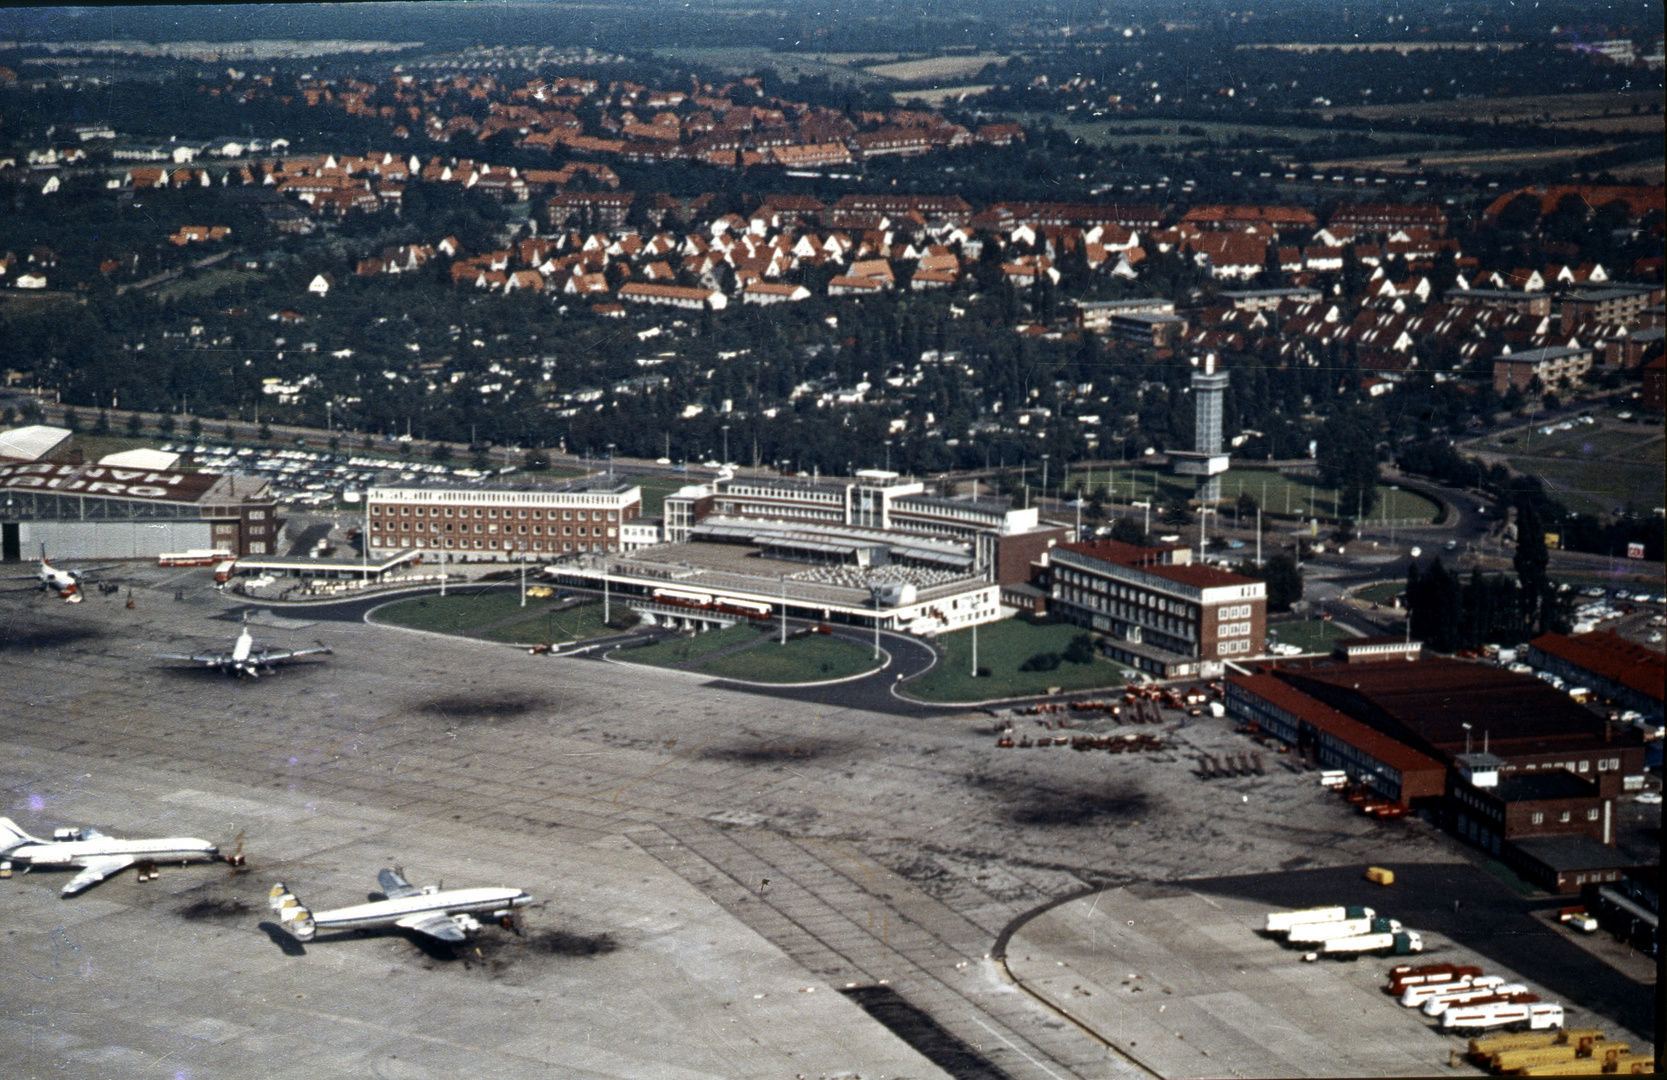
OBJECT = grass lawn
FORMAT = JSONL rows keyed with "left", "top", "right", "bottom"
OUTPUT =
{"left": 476, "top": 601, "right": 618, "bottom": 644}
{"left": 699, "top": 634, "right": 880, "bottom": 682}
{"left": 1354, "top": 581, "right": 1405, "bottom": 604}
{"left": 154, "top": 268, "right": 263, "bottom": 302}
{"left": 618, "top": 622, "right": 760, "bottom": 666}
{"left": 1269, "top": 619, "right": 1353, "bottom": 655}
{"left": 371, "top": 589, "right": 565, "bottom": 635}
{"left": 1507, "top": 457, "right": 1663, "bottom": 518}
{"left": 903, "top": 616, "right": 1129, "bottom": 702}
{"left": 628, "top": 474, "right": 693, "bottom": 518}
{"left": 1069, "top": 466, "right": 1439, "bottom": 523}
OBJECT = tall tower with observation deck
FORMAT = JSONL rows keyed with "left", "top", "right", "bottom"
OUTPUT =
{"left": 1170, "top": 352, "right": 1230, "bottom": 505}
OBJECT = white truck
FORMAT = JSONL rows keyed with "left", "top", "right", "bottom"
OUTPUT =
{"left": 1400, "top": 974, "right": 1498, "bottom": 1008}
{"left": 1288, "top": 916, "right": 1402, "bottom": 943}
{"left": 1265, "top": 905, "right": 1373, "bottom": 933}
{"left": 1440, "top": 1001, "right": 1562, "bottom": 1033}
{"left": 1316, "top": 929, "right": 1423, "bottom": 957}
{"left": 1421, "top": 984, "right": 1531, "bottom": 1016}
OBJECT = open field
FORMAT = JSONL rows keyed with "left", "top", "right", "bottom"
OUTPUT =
{"left": 903, "top": 616, "right": 1128, "bottom": 702}
{"left": 0, "top": 289, "right": 83, "bottom": 319}
{"left": 1354, "top": 581, "right": 1406, "bottom": 605}
{"left": 153, "top": 268, "right": 263, "bottom": 302}
{"left": 477, "top": 600, "right": 618, "bottom": 645}
{"left": 651, "top": 46, "right": 889, "bottom": 86}
{"left": 895, "top": 84, "right": 995, "bottom": 106}
{"left": 1309, "top": 143, "right": 1634, "bottom": 175}
{"left": 1044, "top": 116, "right": 1452, "bottom": 153}
{"left": 370, "top": 588, "right": 566, "bottom": 636}
{"left": 1506, "top": 457, "right": 1664, "bottom": 517}
{"left": 1308, "top": 90, "right": 1663, "bottom": 125}
{"left": 618, "top": 621, "right": 760, "bottom": 666}
{"left": 627, "top": 474, "right": 691, "bottom": 518}
{"left": 699, "top": 632, "right": 881, "bottom": 683}
{"left": 861, "top": 54, "right": 1007, "bottom": 81}
{"left": 1071, "top": 465, "right": 1440, "bottom": 523}
{"left": 1268, "top": 618, "right": 1352, "bottom": 655}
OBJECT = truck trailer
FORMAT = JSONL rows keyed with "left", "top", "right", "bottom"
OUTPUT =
{"left": 1402, "top": 975, "right": 1500, "bottom": 1007}
{"left": 1440, "top": 1001, "right": 1563, "bottom": 1034}
{"left": 1389, "top": 963, "right": 1484, "bottom": 995}
{"left": 1288, "top": 916, "right": 1402, "bottom": 943}
{"left": 1421, "top": 985, "right": 1532, "bottom": 1016}
{"left": 1318, "top": 929, "right": 1422, "bottom": 956}
{"left": 1264, "top": 905, "right": 1373, "bottom": 933}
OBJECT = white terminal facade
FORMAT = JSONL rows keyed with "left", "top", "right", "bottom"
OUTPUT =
{"left": 365, "top": 482, "right": 643, "bottom": 558}
{"left": 548, "top": 470, "right": 1054, "bottom": 636}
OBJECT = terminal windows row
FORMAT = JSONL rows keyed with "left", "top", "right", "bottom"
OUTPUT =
{"left": 373, "top": 505, "right": 617, "bottom": 522}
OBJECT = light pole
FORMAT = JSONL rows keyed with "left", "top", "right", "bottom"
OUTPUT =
{"left": 607, "top": 442, "right": 616, "bottom": 479}
{"left": 884, "top": 438, "right": 892, "bottom": 474}
{"left": 971, "top": 621, "right": 978, "bottom": 677}
{"left": 1041, "top": 454, "right": 1050, "bottom": 503}
{"left": 871, "top": 583, "right": 882, "bottom": 661}
{"left": 1133, "top": 500, "right": 1151, "bottom": 537}
{"left": 780, "top": 573, "right": 788, "bottom": 645}
{"left": 721, "top": 425, "right": 730, "bottom": 468}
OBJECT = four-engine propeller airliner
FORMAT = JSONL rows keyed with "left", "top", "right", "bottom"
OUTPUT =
{"left": 269, "top": 868, "right": 531, "bottom": 942}
{"left": 0, "top": 817, "right": 239, "bottom": 895}
{"left": 5, "top": 548, "right": 120, "bottom": 602}
{"left": 157, "top": 617, "right": 331, "bottom": 677}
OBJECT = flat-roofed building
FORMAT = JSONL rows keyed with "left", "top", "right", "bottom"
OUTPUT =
{"left": 1445, "top": 288, "right": 1552, "bottom": 316}
{"left": 662, "top": 472, "right": 1063, "bottom": 585}
{"left": 1492, "top": 343, "right": 1595, "bottom": 394}
{"left": 1226, "top": 671, "right": 1445, "bottom": 805}
{"left": 366, "top": 481, "right": 641, "bottom": 560}
{"left": 1526, "top": 630, "right": 1664, "bottom": 721}
{"left": 1276, "top": 658, "right": 1650, "bottom": 795}
{"left": 1049, "top": 538, "right": 1267, "bottom": 678}
{"left": 1559, "top": 284, "right": 1664, "bottom": 333}
{"left": 1508, "top": 836, "right": 1641, "bottom": 896}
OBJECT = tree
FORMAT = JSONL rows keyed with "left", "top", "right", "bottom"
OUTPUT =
{"left": 1235, "top": 489, "right": 1259, "bottom": 525}
{"left": 188, "top": 417, "right": 203, "bottom": 440}
{"left": 1260, "top": 552, "right": 1303, "bottom": 613}
{"left": 1109, "top": 516, "right": 1150, "bottom": 547}
{"left": 125, "top": 412, "right": 144, "bottom": 437}
{"left": 92, "top": 410, "right": 110, "bottom": 435}
{"left": 258, "top": 422, "right": 272, "bottom": 442}
{"left": 1514, "top": 500, "right": 1551, "bottom": 632}
{"left": 523, "top": 448, "right": 551, "bottom": 471}
{"left": 1063, "top": 633, "right": 1096, "bottom": 665}
{"left": 1315, "top": 407, "right": 1380, "bottom": 519}
{"left": 62, "top": 408, "right": 81, "bottom": 432}
{"left": 155, "top": 414, "right": 176, "bottom": 436}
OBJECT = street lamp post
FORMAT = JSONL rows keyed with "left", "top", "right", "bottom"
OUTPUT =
{"left": 607, "top": 442, "right": 615, "bottom": 478}
{"left": 721, "top": 425, "right": 730, "bottom": 468}
{"left": 884, "top": 439, "right": 892, "bottom": 474}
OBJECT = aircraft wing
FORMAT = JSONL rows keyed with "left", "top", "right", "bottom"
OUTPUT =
{"left": 256, "top": 645, "right": 332, "bottom": 664}
{"left": 395, "top": 912, "right": 469, "bottom": 942}
{"left": 378, "top": 868, "right": 422, "bottom": 899}
{"left": 72, "top": 565, "right": 123, "bottom": 578}
{"left": 62, "top": 855, "right": 135, "bottom": 895}
{"left": 157, "top": 651, "right": 232, "bottom": 664}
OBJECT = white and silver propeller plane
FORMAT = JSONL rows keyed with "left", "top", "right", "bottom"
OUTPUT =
{"left": 5, "top": 549, "right": 120, "bottom": 603}
{"left": 0, "top": 817, "right": 239, "bottom": 895}
{"left": 269, "top": 868, "right": 531, "bottom": 943}
{"left": 158, "top": 617, "right": 331, "bottom": 678}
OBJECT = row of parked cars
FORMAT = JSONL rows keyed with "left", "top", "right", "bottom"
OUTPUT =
{"left": 160, "top": 442, "right": 514, "bottom": 506}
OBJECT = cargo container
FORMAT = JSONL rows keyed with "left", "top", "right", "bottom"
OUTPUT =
{"left": 1365, "top": 866, "right": 1395, "bottom": 885}
{"left": 1393, "top": 963, "right": 1484, "bottom": 995}
{"left": 1440, "top": 1001, "right": 1562, "bottom": 1033}
{"left": 1319, "top": 929, "right": 1422, "bottom": 956}
{"left": 1264, "top": 905, "right": 1372, "bottom": 933}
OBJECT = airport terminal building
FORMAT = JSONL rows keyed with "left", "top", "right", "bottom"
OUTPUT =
{"left": 365, "top": 481, "right": 643, "bottom": 559}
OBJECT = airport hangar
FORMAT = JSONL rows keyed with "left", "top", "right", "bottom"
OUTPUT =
{"left": 1225, "top": 651, "right": 1653, "bottom": 894}
{"left": 0, "top": 459, "right": 279, "bottom": 562}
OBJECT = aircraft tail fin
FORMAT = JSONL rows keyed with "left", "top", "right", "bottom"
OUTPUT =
{"left": 0, "top": 817, "right": 43, "bottom": 851}
{"left": 268, "top": 883, "right": 316, "bottom": 941}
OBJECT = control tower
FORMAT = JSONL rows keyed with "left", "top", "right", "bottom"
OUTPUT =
{"left": 1170, "top": 353, "right": 1230, "bottom": 504}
